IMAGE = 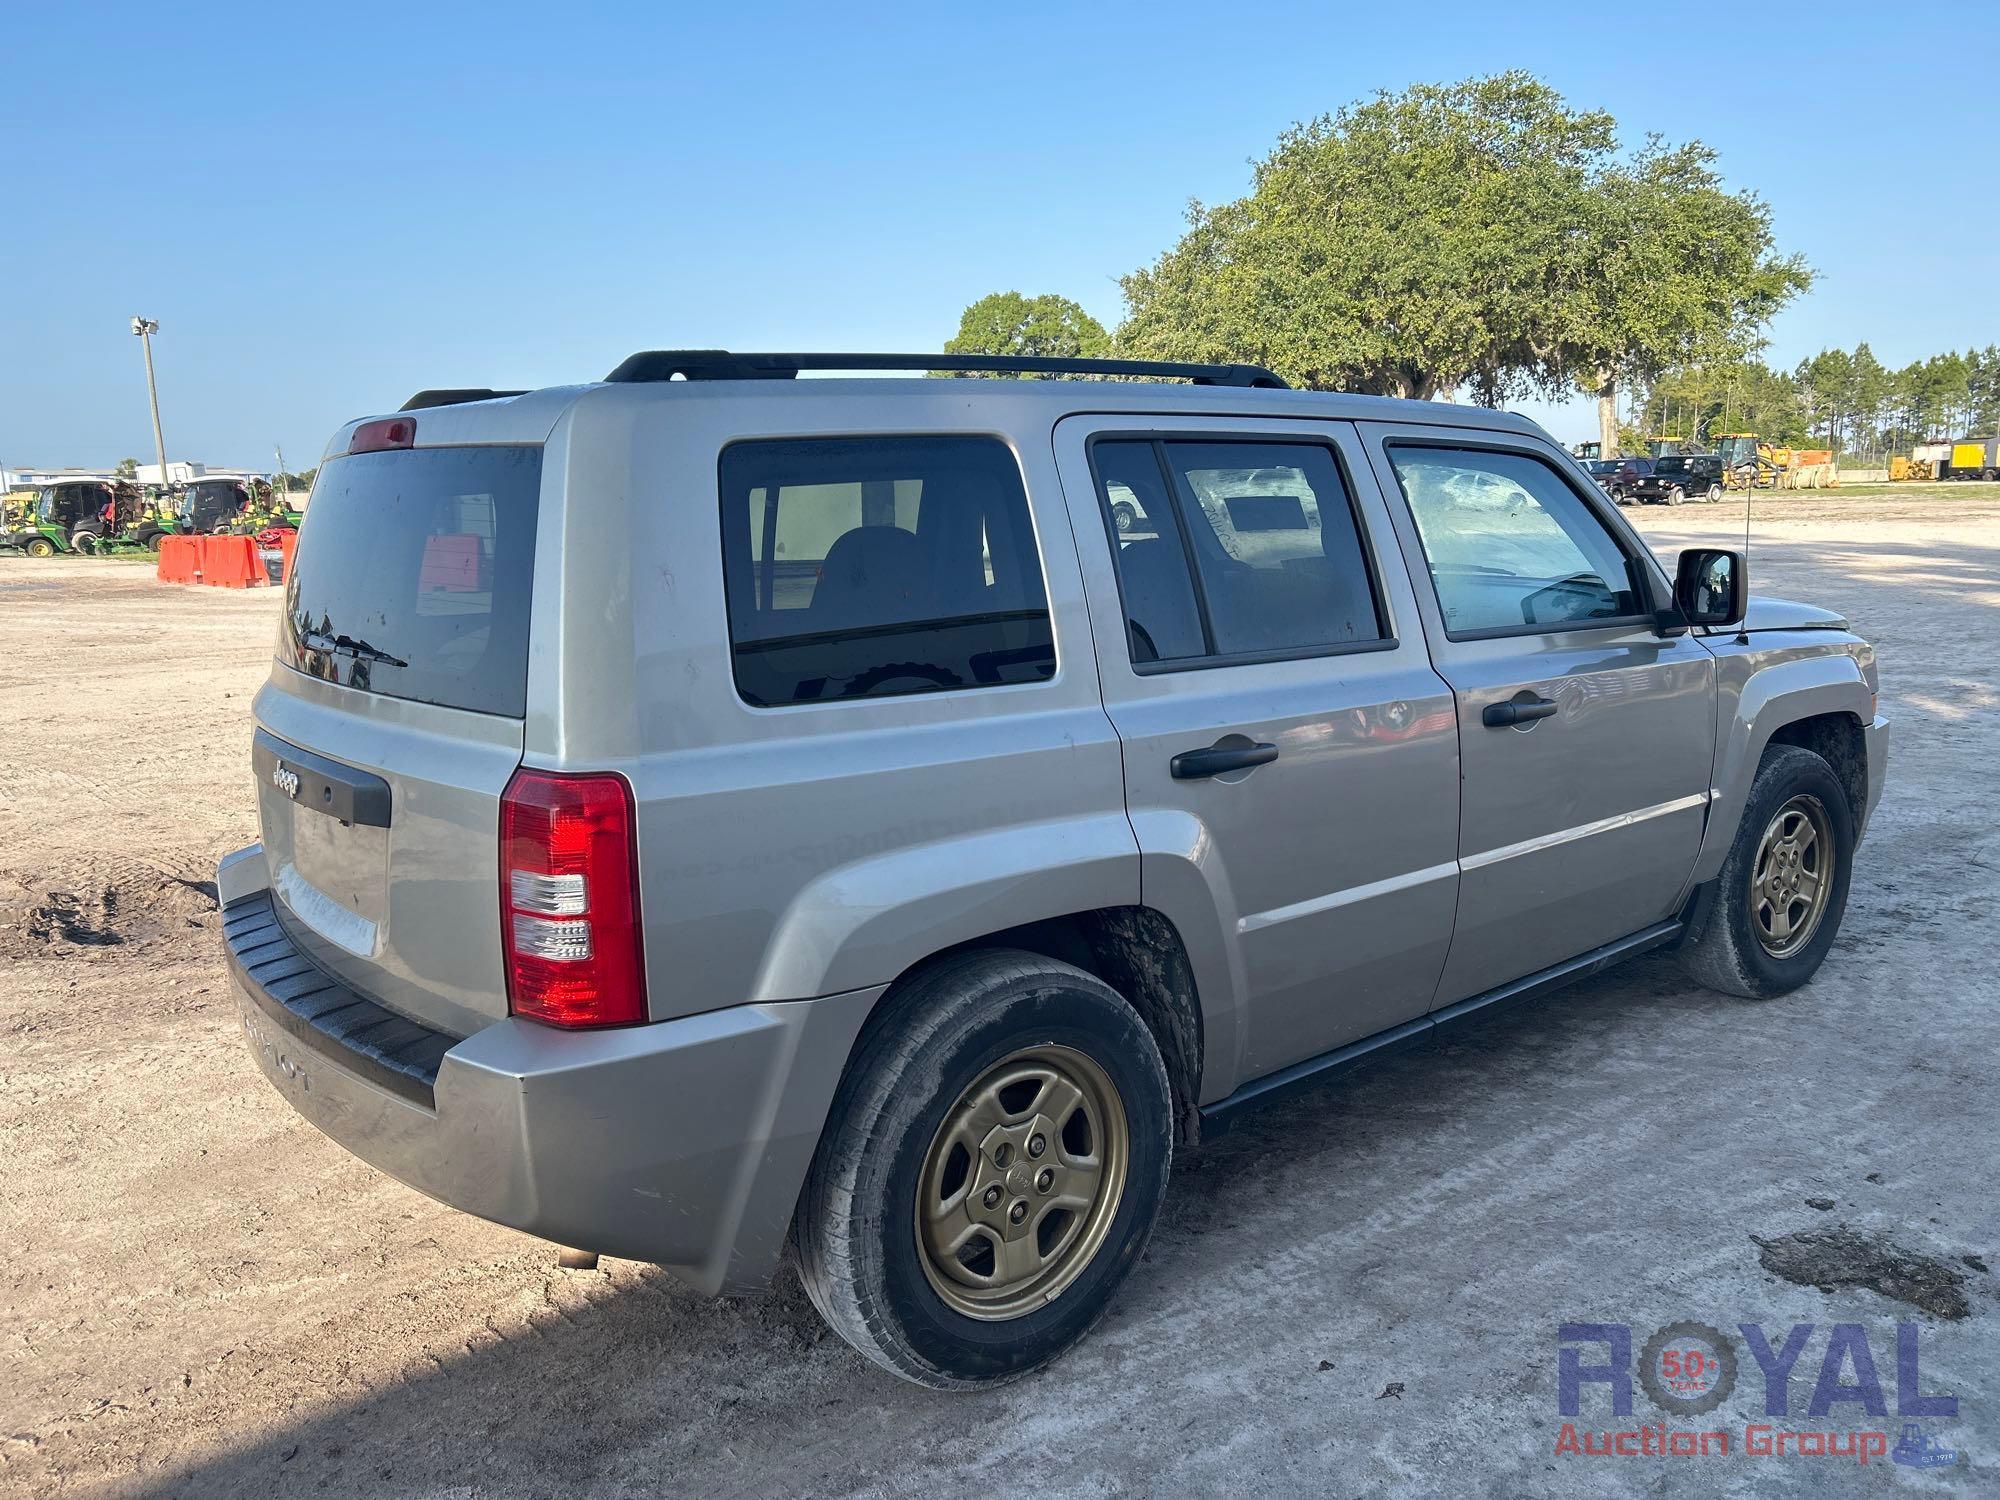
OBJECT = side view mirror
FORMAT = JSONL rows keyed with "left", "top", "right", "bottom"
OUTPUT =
{"left": 1674, "top": 547, "right": 1747, "bottom": 628}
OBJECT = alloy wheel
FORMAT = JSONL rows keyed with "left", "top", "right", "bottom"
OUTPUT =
{"left": 1751, "top": 794, "right": 1835, "bottom": 957}
{"left": 915, "top": 1044, "right": 1129, "bottom": 1320}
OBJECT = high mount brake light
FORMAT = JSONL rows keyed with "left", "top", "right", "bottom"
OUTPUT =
{"left": 499, "top": 769, "right": 647, "bottom": 1028}
{"left": 349, "top": 417, "right": 416, "bottom": 454}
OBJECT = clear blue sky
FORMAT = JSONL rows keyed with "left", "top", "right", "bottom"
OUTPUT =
{"left": 5, "top": 0, "right": 1994, "bottom": 474}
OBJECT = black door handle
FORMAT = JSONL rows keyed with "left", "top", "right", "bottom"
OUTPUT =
{"left": 1482, "top": 697, "right": 1559, "bottom": 728}
{"left": 1171, "top": 742, "right": 1279, "bottom": 779}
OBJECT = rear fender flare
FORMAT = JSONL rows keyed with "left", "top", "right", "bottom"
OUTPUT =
{"left": 748, "top": 814, "right": 1142, "bottom": 1005}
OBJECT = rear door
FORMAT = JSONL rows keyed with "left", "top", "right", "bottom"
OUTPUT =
{"left": 1365, "top": 427, "right": 1714, "bottom": 1003}
{"left": 252, "top": 442, "right": 542, "bottom": 1038}
{"left": 1055, "top": 415, "right": 1460, "bottom": 1088}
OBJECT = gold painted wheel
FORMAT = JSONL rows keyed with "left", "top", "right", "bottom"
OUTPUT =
{"left": 1751, "top": 794, "right": 1835, "bottom": 958}
{"left": 915, "top": 1045, "right": 1129, "bottom": 1321}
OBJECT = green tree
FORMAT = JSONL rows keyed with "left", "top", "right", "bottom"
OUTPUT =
{"left": 939, "top": 292, "right": 1110, "bottom": 375}
{"left": 1119, "top": 73, "right": 1612, "bottom": 400}
{"left": 114, "top": 457, "right": 139, "bottom": 479}
{"left": 1562, "top": 139, "right": 1809, "bottom": 457}
{"left": 1114, "top": 72, "right": 1808, "bottom": 444}
{"left": 1847, "top": 343, "right": 1889, "bottom": 458}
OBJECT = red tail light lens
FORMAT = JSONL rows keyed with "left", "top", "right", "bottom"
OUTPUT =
{"left": 349, "top": 416, "right": 416, "bottom": 453}
{"left": 500, "top": 769, "right": 647, "bottom": 1027}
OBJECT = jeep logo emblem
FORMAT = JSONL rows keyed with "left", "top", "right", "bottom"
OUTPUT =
{"left": 271, "top": 763, "right": 301, "bottom": 799}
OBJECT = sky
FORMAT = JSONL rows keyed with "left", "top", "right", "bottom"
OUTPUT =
{"left": 4, "top": 0, "right": 1996, "bottom": 476}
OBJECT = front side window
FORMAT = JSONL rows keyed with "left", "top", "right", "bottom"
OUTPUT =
{"left": 1090, "top": 438, "right": 1384, "bottom": 665}
{"left": 1385, "top": 445, "right": 1642, "bottom": 636}
{"left": 719, "top": 436, "right": 1053, "bottom": 707}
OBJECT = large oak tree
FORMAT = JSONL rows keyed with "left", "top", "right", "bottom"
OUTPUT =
{"left": 1114, "top": 73, "right": 1808, "bottom": 453}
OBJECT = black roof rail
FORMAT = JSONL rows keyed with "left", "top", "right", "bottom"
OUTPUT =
{"left": 601, "top": 350, "right": 1289, "bottom": 389}
{"left": 399, "top": 388, "right": 528, "bottom": 412}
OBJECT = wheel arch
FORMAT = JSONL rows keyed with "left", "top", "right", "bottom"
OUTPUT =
{"left": 1693, "top": 650, "right": 1875, "bottom": 887}
{"left": 840, "top": 906, "right": 1207, "bottom": 1149}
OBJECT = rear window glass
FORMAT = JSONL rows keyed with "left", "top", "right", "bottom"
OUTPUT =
{"left": 719, "top": 436, "right": 1053, "bottom": 707}
{"left": 280, "top": 445, "right": 542, "bottom": 716}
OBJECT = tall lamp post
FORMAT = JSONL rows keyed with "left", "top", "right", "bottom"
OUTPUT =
{"left": 131, "top": 317, "right": 169, "bottom": 488}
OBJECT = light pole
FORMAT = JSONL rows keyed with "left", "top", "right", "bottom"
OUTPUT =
{"left": 131, "top": 317, "right": 169, "bottom": 488}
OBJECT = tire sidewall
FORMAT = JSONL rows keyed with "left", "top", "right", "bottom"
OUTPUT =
{"left": 1718, "top": 748, "right": 1855, "bottom": 995}
{"left": 826, "top": 970, "right": 1171, "bottom": 1384}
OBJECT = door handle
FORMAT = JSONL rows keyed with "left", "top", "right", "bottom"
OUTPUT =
{"left": 1171, "top": 742, "right": 1279, "bottom": 779}
{"left": 1482, "top": 696, "right": 1559, "bottom": 728}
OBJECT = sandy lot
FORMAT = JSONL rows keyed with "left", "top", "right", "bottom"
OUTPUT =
{"left": 2, "top": 495, "right": 1997, "bottom": 1497}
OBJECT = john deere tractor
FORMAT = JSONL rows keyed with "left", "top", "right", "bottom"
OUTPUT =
{"left": 0, "top": 479, "right": 139, "bottom": 556}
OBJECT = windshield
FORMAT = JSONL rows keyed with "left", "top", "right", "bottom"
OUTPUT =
{"left": 280, "top": 445, "right": 542, "bottom": 716}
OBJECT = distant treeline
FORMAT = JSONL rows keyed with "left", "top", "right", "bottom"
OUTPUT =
{"left": 1633, "top": 345, "right": 2000, "bottom": 458}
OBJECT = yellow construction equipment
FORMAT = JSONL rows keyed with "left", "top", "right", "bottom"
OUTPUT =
{"left": 1711, "top": 435, "right": 1837, "bottom": 489}
{"left": 1889, "top": 456, "right": 1936, "bottom": 481}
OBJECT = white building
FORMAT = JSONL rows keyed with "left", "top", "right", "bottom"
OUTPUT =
{"left": 134, "top": 460, "right": 209, "bottom": 485}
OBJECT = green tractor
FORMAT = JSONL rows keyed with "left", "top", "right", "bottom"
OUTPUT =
{"left": 177, "top": 477, "right": 301, "bottom": 538}
{"left": 0, "top": 479, "right": 141, "bottom": 556}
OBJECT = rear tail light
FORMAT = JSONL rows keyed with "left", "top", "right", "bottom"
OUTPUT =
{"left": 500, "top": 769, "right": 646, "bottom": 1027}
{"left": 349, "top": 416, "right": 416, "bottom": 453}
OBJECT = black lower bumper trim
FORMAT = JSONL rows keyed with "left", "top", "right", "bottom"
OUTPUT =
{"left": 224, "top": 891, "right": 454, "bottom": 1107}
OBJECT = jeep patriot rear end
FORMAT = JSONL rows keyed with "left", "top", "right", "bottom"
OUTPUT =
{"left": 223, "top": 351, "right": 1887, "bottom": 1386}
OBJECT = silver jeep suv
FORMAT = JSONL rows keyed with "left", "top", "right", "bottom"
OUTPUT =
{"left": 223, "top": 351, "right": 1887, "bottom": 1386}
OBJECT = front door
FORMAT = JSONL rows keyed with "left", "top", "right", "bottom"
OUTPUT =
{"left": 1365, "top": 428, "right": 1716, "bottom": 1003}
{"left": 1055, "top": 415, "right": 1461, "bottom": 1090}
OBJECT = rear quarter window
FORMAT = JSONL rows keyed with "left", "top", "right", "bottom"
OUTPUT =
{"left": 718, "top": 435, "right": 1054, "bottom": 707}
{"left": 280, "top": 445, "right": 542, "bottom": 716}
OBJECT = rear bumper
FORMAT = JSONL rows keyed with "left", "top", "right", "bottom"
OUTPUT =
{"left": 221, "top": 844, "right": 878, "bottom": 1294}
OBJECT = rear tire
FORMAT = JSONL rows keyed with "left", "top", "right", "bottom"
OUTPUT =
{"left": 1705, "top": 483, "right": 1723, "bottom": 502}
{"left": 796, "top": 949, "right": 1172, "bottom": 1388}
{"left": 1679, "top": 744, "right": 1854, "bottom": 999}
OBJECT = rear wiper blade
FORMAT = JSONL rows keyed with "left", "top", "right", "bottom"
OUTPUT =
{"left": 302, "top": 630, "right": 408, "bottom": 668}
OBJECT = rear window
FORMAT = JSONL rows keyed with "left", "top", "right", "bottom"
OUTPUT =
{"left": 280, "top": 445, "right": 542, "bottom": 716}
{"left": 719, "top": 435, "right": 1054, "bottom": 707}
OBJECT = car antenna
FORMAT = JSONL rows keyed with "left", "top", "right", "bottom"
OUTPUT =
{"left": 1736, "top": 459, "right": 1752, "bottom": 645}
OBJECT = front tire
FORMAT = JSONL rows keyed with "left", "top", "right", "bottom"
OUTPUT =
{"left": 1679, "top": 744, "right": 1855, "bottom": 999}
{"left": 25, "top": 537, "right": 56, "bottom": 558}
{"left": 1666, "top": 485, "right": 1686, "bottom": 506}
{"left": 796, "top": 949, "right": 1172, "bottom": 1388}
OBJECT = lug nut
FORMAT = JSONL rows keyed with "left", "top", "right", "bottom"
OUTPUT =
{"left": 983, "top": 1185, "right": 1003, "bottom": 1209}
{"left": 1009, "top": 1200, "right": 1028, "bottom": 1224}
{"left": 1027, "top": 1134, "right": 1046, "bottom": 1158}
{"left": 993, "top": 1143, "right": 1012, "bottom": 1168}
{"left": 1036, "top": 1168, "right": 1054, "bottom": 1193}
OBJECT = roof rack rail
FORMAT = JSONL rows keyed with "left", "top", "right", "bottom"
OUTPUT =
{"left": 601, "top": 350, "right": 1289, "bottom": 389}
{"left": 399, "top": 388, "right": 528, "bottom": 412}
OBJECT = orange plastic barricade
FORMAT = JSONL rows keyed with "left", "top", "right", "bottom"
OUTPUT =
{"left": 276, "top": 530, "right": 299, "bottom": 583}
{"left": 156, "top": 534, "right": 202, "bottom": 584}
{"left": 199, "top": 534, "right": 264, "bottom": 587}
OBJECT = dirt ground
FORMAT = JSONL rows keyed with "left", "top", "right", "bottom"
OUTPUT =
{"left": 2, "top": 496, "right": 1997, "bottom": 1497}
